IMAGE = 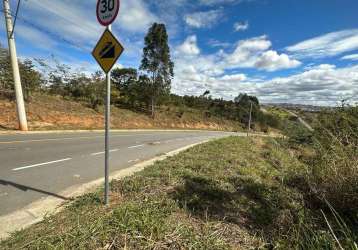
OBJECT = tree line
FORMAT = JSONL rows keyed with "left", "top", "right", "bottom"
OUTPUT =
{"left": 0, "top": 23, "right": 281, "bottom": 131}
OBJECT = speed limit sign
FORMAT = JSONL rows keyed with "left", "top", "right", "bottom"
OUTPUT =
{"left": 96, "top": 0, "right": 120, "bottom": 26}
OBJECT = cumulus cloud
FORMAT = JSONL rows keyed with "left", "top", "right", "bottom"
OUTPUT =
{"left": 173, "top": 35, "right": 306, "bottom": 102}
{"left": 254, "top": 50, "right": 301, "bottom": 71}
{"left": 234, "top": 21, "right": 249, "bottom": 32}
{"left": 224, "top": 36, "right": 272, "bottom": 66}
{"left": 184, "top": 10, "right": 223, "bottom": 28}
{"left": 173, "top": 62, "right": 358, "bottom": 106}
{"left": 286, "top": 29, "right": 358, "bottom": 58}
{"left": 176, "top": 35, "right": 200, "bottom": 56}
{"left": 253, "top": 64, "right": 358, "bottom": 105}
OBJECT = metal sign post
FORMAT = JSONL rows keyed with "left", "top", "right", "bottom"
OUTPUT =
{"left": 104, "top": 25, "right": 111, "bottom": 205}
{"left": 93, "top": 0, "right": 122, "bottom": 205}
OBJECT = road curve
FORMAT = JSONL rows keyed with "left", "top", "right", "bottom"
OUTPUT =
{"left": 0, "top": 130, "right": 237, "bottom": 216}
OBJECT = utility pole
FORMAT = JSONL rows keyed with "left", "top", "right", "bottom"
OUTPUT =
{"left": 247, "top": 101, "right": 253, "bottom": 137}
{"left": 104, "top": 24, "right": 111, "bottom": 206}
{"left": 3, "top": 0, "right": 28, "bottom": 131}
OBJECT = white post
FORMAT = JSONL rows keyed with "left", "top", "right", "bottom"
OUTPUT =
{"left": 104, "top": 25, "right": 111, "bottom": 205}
{"left": 3, "top": 0, "right": 28, "bottom": 131}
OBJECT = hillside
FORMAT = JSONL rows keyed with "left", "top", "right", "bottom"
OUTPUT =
{"left": 0, "top": 94, "right": 244, "bottom": 132}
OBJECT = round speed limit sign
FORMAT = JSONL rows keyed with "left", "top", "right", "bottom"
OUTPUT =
{"left": 96, "top": 0, "right": 120, "bottom": 26}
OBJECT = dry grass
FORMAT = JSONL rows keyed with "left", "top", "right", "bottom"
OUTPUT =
{"left": 0, "top": 94, "right": 242, "bottom": 131}
{"left": 1, "top": 137, "right": 309, "bottom": 249}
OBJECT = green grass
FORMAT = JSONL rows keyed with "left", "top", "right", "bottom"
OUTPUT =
{"left": 1, "top": 137, "right": 355, "bottom": 249}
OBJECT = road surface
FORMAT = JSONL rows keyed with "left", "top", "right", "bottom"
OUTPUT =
{"left": 0, "top": 130, "right": 235, "bottom": 216}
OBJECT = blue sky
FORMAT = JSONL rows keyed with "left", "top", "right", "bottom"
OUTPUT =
{"left": 1, "top": 0, "right": 358, "bottom": 106}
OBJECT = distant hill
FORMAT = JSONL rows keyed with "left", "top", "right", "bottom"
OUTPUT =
{"left": 262, "top": 103, "right": 329, "bottom": 112}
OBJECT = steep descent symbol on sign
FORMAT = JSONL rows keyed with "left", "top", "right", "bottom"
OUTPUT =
{"left": 92, "top": 29, "right": 124, "bottom": 73}
{"left": 99, "top": 42, "right": 115, "bottom": 59}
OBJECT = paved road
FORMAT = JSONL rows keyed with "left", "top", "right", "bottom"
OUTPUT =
{"left": 0, "top": 130, "right": 236, "bottom": 216}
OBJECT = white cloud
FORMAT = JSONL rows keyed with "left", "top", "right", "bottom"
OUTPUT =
{"left": 253, "top": 64, "right": 358, "bottom": 105}
{"left": 173, "top": 35, "right": 304, "bottom": 101}
{"left": 220, "top": 74, "right": 247, "bottom": 81}
{"left": 119, "top": 0, "right": 158, "bottom": 32}
{"left": 10, "top": 0, "right": 158, "bottom": 55}
{"left": 184, "top": 10, "right": 223, "bottom": 28}
{"left": 173, "top": 62, "right": 358, "bottom": 106}
{"left": 224, "top": 35, "right": 271, "bottom": 66}
{"left": 341, "top": 54, "right": 358, "bottom": 61}
{"left": 254, "top": 50, "right": 301, "bottom": 71}
{"left": 199, "top": 0, "right": 243, "bottom": 6}
{"left": 286, "top": 29, "right": 358, "bottom": 58}
{"left": 176, "top": 35, "right": 201, "bottom": 56}
{"left": 234, "top": 21, "right": 249, "bottom": 32}
{"left": 207, "top": 39, "right": 231, "bottom": 48}
{"left": 173, "top": 35, "right": 301, "bottom": 97}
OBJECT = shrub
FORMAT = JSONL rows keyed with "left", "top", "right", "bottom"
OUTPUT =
{"left": 307, "top": 106, "right": 358, "bottom": 215}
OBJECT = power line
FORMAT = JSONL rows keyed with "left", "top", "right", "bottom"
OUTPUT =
{"left": 9, "top": 0, "right": 22, "bottom": 38}
{"left": 0, "top": 8, "right": 90, "bottom": 53}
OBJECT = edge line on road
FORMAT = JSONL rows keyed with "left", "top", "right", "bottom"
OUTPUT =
{"left": 12, "top": 158, "right": 73, "bottom": 171}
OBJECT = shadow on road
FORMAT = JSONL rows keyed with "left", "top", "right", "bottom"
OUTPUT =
{"left": 0, "top": 179, "right": 73, "bottom": 201}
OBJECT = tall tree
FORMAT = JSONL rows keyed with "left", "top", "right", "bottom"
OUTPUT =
{"left": 0, "top": 45, "right": 12, "bottom": 92}
{"left": 140, "top": 23, "right": 174, "bottom": 118}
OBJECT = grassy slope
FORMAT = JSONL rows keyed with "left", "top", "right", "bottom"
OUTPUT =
{"left": 1, "top": 137, "right": 316, "bottom": 249}
{"left": 0, "top": 94, "right": 243, "bottom": 131}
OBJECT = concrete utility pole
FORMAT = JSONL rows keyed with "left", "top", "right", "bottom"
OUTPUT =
{"left": 104, "top": 25, "right": 112, "bottom": 205}
{"left": 247, "top": 101, "right": 253, "bottom": 136}
{"left": 3, "top": 0, "right": 28, "bottom": 131}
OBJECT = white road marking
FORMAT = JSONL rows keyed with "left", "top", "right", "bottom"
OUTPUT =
{"left": 12, "top": 158, "right": 72, "bottom": 171}
{"left": 128, "top": 144, "right": 144, "bottom": 149}
{"left": 91, "top": 149, "right": 119, "bottom": 156}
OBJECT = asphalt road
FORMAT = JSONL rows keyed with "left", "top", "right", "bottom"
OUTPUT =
{"left": 0, "top": 130, "right": 236, "bottom": 216}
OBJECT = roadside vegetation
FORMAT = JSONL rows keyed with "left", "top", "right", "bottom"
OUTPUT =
{"left": 0, "top": 23, "right": 281, "bottom": 133}
{"left": 1, "top": 105, "right": 357, "bottom": 249}
{"left": 1, "top": 20, "right": 357, "bottom": 249}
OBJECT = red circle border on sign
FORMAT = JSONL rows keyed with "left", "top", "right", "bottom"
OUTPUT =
{"left": 96, "top": 0, "right": 120, "bottom": 26}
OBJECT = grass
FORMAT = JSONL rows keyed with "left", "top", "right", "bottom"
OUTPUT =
{"left": 1, "top": 136, "right": 355, "bottom": 249}
{"left": 0, "top": 93, "right": 243, "bottom": 131}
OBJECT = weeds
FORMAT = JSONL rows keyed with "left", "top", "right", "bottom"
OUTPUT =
{"left": 1, "top": 135, "right": 357, "bottom": 249}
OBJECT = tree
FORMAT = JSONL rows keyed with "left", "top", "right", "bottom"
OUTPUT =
{"left": 19, "top": 59, "right": 44, "bottom": 101}
{"left": 1, "top": 44, "right": 43, "bottom": 100}
{"left": 111, "top": 67, "right": 137, "bottom": 90}
{"left": 111, "top": 67, "right": 137, "bottom": 106}
{"left": 234, "top": 93, "right": 260, "bottom": 127}
{"left": 86, "top": 71, "right": 105, "bottom": 111}
{"left": 0, "top": 45, "right": 12, "bottom": 93}
{"left": 140, "top": 23, "right": 174, "bottom": 118}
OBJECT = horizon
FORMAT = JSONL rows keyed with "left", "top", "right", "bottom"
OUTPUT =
{"left": 1, "top": 0, "right": 357, "bottom": 106}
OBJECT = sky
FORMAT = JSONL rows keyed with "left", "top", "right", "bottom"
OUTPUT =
{"left": 1, "top": 0, "right": 358, "bottom": 106}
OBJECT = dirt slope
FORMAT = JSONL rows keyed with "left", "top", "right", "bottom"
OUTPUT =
{"left": 0, "top": 94, "right": 243, "bottom": 131}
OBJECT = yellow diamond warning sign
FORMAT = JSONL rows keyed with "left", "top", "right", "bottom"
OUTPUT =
{"left": 92, "top": 29, "right": 124, "bottom": 73}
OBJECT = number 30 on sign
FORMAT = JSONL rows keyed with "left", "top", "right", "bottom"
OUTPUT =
{"left": 96, "top": 0, "right": 120, "bottom": 26}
